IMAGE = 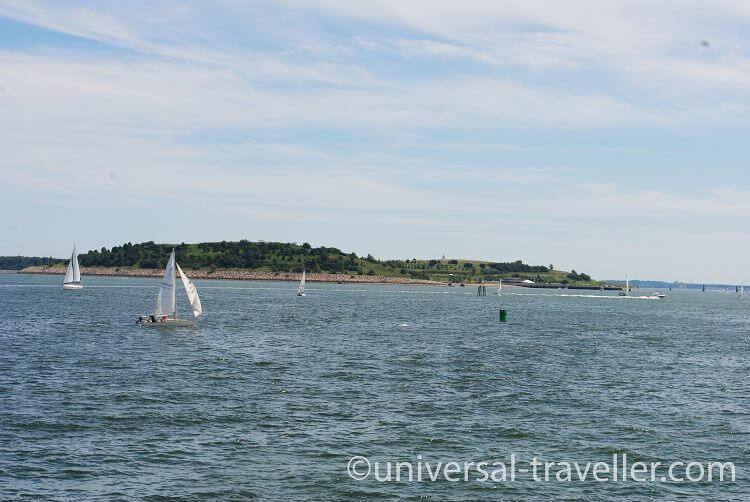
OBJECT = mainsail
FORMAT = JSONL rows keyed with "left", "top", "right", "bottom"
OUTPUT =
{"left": 154, "top": 250, "right": 176, "bottom": 318}
{"left": 177, "top": 263, "right": 202, "bottom": 318}
{"left": 63, "top": 245, "right": 81, "bottom": 285}
{"left": 298, "top": 270, "right": 306, "bottom": 295}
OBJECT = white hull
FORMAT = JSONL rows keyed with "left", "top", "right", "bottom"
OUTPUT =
{"left": 62, "top": 283, "right": 83, "bottom": 290}
{"left": 139, "top": 318, "right": 196, "bottom": 327}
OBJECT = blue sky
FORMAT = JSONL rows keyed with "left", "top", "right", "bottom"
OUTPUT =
{"left": 1, "top": 1, "right": 749, "bottom": 282}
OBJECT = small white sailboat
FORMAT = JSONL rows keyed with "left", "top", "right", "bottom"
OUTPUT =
{"left": 297, "top": 270, "right": 306, "bottom": 296}
{"left": 137, "top": 250, "right": 202, "bottom": 326}
{"left": 739, "top": 283, "right": 744, "bottom": 300}
{"left": 62, "top": 245, "right": 83, "bottom": 290}
{"left": 618, "top": 275, "right": 629, "bottom": 297}
{"left": 497, "top": 278, "right": 502, "bottom": 295}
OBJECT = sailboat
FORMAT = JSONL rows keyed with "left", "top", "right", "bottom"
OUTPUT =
{"left": 297, "top": 270, "right": 306, "bottom": 296}
{"left": 137, "top": 250, "right": 202, "bottom": 326}
{"left": 62, "top": 245, "right": 82, "bottom": 290}
{"left": 739, "top": 284, "right": 744, "bottom": 300}
{"left": 618, "top": 275, "right": 629, "bottom": 297}
{"left": 497, "top": 278, "right": 502, "bottom": 295}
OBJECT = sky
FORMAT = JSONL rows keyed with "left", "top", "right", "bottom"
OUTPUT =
{"left": 0, "top": 1, "right": 749, "bottom": 282}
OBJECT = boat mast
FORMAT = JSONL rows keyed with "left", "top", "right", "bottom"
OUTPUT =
{"left": 172, "top": 249, "right": 177, "bottom": 319}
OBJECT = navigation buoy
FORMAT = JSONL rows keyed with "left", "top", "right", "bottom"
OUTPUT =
{"left": 499, "top": 309, "right": 508, "bottom": 322}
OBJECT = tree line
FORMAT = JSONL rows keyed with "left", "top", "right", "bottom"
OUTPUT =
{"left": 0, "top": 256, "right": 64, "bottom": 270}
{"left": 78, "top": 241, "right": 371, "bottom": 274}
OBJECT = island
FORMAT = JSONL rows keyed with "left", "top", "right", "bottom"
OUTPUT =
{"left": 8, "top": 240, "right": 616, "bottom": 288}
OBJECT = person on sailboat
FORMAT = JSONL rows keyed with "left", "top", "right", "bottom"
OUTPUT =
{"left": 136, "top": 315, "right": 158, "bottom": 324}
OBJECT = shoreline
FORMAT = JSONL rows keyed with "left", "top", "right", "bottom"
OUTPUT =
{"left": 19, "top": 265, "right": 442, "bottom": 285}
{"left": 16, "top": 266, "right": 618, "bottom": 290}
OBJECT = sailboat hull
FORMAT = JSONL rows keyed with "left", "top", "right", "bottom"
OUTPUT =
{"left": 139, "top": 318, "right": 196, "bottom": 328}
{"left": 62, "top": 283, "right": 83, "bottom": 290}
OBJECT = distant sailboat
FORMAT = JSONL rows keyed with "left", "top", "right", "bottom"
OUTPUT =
{"left": 137, "top": 250, "right": 202, "bottom": 326}
{"left": 739, "top": 284, "right": 744, "bottom": 300}
{"left": 298, "top": 270, "right": 306, "bottom": 296}
{"left": 619, "top": 275, "right": 629, "bottom": 297}
{"left": 62, "top": 245, "right": 82, "bottom": 290}
{"left": 497, "top": 278, "right": 502, "bottom": 295}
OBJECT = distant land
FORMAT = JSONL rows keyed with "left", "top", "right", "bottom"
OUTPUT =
{"left": 4, "top": 240, "right": 603, "bottom": 287}
{"left": 0, "top": 256, "right": 64, "bottom": 270}
{"left": 606, "top": 279, "right": 744, "bottom": 291}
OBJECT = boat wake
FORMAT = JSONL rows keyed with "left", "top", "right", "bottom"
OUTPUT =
{"left": 504, "top": 292, "right": 661, "bottom": 300}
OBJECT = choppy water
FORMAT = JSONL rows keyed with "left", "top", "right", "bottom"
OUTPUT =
{"left": 1, "top": 274, "right": 748, "bottom": 500}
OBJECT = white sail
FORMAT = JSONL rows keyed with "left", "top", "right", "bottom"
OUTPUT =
{"left": 73, "top": 252, "right": 81, "bottom": 282}
{"left": 177, "top": 263, "right": 202, "bottom": 318}
{"left": 625, "top": 275, "right": 629, "bottom": 296}
{"left": 298, "top": 270, "right": 306, "bottom": 295}
{"left": 740, "top": 283, "right": 744, "bottom": 299}
{"left": 63, "top": 245, "right": 81, "bottom": 285}
{"left": 63, "top": 255, "right": 75, "bottom": 283}
{"left": 154, "top": 250, "right": 176, "bottom": 318}
{"left": 497, "top": 278, "right": 502, "bottom": 295}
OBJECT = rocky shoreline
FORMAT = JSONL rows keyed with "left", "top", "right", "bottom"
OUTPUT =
{"left": 19, "top": 265, "right": 441, "bottom": 285}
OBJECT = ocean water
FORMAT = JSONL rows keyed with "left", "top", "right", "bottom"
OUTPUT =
{"left": 1, "top": 274, "right": 748, "bottom": 500}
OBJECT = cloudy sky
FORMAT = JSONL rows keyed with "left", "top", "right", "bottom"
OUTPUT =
{"left": 1, "top": 1, "right": 749, "bottom": 282}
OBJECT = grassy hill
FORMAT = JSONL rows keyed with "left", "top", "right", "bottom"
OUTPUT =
{"left": 11, "top": 240, "right": 601, "bottom": 285}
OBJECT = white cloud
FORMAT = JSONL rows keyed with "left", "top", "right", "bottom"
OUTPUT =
{"left": 576, "top": 184, "right": 750, "bottom": 217}
{"left": 0, "top": 0, "right": 748, "bottom": 134}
